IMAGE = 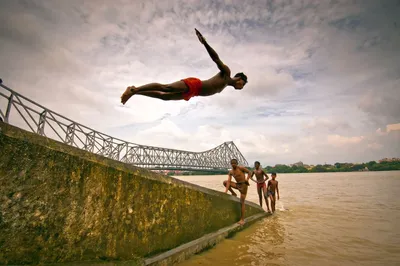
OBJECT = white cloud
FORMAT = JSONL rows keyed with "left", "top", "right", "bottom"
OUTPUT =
{"left": 376, "top": 123, "right": 400, "bottom": 136}
{"left": 387, "top": 123, "right": 400, "bottom": 132}
{"left": 303, "top": 117, "right": 351, "bottom": 133}
{"left": 367, "top": 143, "right": 383, "bottom": 150}
{"left": 327, "top": 134, "right": 365, "bottom": 147}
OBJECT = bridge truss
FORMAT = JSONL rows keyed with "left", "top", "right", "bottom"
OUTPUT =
{"left": 0, "top": 79, "right": 249, "bottom": 170}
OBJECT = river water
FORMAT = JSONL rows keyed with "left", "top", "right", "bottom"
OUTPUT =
{"left": 174, "top": 171, "right": 400, "bottom": 266}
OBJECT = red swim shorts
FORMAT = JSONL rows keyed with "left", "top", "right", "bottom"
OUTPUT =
{"left": 257, "top": 182, "right": 266, "bottom": 189}
{"left": 182, "top": 77, "right": 202, "bottom": 101}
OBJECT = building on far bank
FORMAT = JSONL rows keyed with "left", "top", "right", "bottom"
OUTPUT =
{"left": 291, "top": 161, "right": 304, "bottom": 167}
{"left": 379, "top": 157, "right": 400, "bottom": 163}
{"left": 305, "top": 165, "right": 315, "bottom": 170}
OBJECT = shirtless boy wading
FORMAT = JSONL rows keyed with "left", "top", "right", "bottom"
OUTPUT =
{"left": 223, "top": 159, "right": 252, "bottom": 225}
{"left": 121, "top": 28, "right": 248, "bottom": 104}
{"left": 267, "top": 173, "right": 280, "bottom": 213}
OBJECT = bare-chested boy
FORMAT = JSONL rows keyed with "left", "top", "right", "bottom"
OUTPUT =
{"left": 223, "top": 158, "right": 252, "bottom": 225}
{"left": 267, "top": 173, "right": 280, "bottom": 213}
{"left": 121, "top": 28, "right": 248, "bottom": 104}
{"left": 249, "top": 161, "right": 270, "bottom": 212}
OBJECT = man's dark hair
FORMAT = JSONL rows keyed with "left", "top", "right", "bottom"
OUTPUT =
{"left": 234, "top": 72, "right": 248, "bottom": 84}
{"left": 254, "top": 161, "right": 260, "bottom": 165}
{"left": 231, "top": 158, "right": 238, "bottom": 163}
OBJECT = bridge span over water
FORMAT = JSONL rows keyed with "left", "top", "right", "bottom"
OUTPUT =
{"left": 0, "top": 79, "right": 249, "bottom": 171}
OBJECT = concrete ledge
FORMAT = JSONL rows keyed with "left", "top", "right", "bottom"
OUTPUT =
{"left": 144, "top": 212, "right": 270, "bottom": 266}
{"left": 0, "top": 121, "right": 262, "bottom": 211}
{"left": 3, "top": 215, "right": 270, "bottom": 266}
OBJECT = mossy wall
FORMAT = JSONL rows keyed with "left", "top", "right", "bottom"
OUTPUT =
{"left": 0, "top": 122, "right": 263, "bottom": 265}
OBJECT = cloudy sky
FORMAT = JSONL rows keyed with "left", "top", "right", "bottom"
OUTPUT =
{"left": 0, "top": 0, "right": 399, "bottom": 166}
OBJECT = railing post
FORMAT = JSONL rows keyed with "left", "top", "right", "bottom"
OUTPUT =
{"left": 37, "top": 110, "right": 47, "bottom": 135}
{"left": 84, "top": 131, "right": 95, "bottom": 152}
{"left": 65, "top": 123, "right": 75, "bottom": 145}
{"left": 113, "top": 143, "right": 126, "bottom": 161}
{"left": 4, "top": 94, "right": 14, "bottom": 123}
{"left": 120, "top": 142, "right": 129, "bottom": 163}
{"left": 102, "top": 137, "right": 112, "bottom": 157}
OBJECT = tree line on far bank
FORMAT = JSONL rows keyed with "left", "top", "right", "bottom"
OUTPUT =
{"left": 174, "top": 160, "right": 400, "bottom": 175}
{"left": 263, "top": 160, "right": 400, "bottom": 173}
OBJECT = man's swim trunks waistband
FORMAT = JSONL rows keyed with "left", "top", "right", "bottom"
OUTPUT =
{"left": 257, "top": 182, "right": 266, "bottom": 189}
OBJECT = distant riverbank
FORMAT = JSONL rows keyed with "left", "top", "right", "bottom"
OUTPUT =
{"left": 263, "top": 160, "right": 400, "bottom": 174}
{"left": 171, "top": 160, "right": 400, "bottom": 176}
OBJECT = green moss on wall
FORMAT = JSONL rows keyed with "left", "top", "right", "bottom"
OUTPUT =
{"left": 0, "top": 123, "right": 263, "bottom": 265}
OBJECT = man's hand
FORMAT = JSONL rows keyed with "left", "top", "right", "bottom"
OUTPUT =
{"left": 195, "top": 28, "right": 206, "bottom": 44}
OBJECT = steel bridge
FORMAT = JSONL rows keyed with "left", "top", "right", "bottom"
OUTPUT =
{"left": 0, "top": 79, "right": 249, "bottom": 171}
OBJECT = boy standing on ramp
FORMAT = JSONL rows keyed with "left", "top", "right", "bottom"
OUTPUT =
{"left": 223, "top": 158, "right": 252, "bottom": 225}
{"left": 249, "top": 161, "right": 270, "bottom": 212}
{"left": 121, "top": 28, "right": 248, "bottom": 104}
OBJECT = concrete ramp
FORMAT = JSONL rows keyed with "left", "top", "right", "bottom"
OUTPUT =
{"left": 0, "top": 122, "right": 266, "bottom": 265}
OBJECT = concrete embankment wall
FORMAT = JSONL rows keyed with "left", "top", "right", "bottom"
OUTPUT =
{"left": 0, "top": 122, "right": 264, "bottom": 265}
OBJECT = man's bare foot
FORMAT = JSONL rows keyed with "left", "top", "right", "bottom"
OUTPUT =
{"left": 121, "top": 86, "right": 136, "bottom": 105}
{"left": 237, "top": 219, "right": 245, "bottom": 225}
{"left": 231, "top": 192, "right": 237, "bottom": 197}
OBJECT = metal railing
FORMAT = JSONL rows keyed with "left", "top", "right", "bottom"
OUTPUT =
{"left": 0, "top": 79, "right": 249, "bottom": 170}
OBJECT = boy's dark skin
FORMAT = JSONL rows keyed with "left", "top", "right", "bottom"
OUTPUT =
{"left": 267, "top": 173, "right": 280, "bottom": 213}
{"left": 223, "top": 159, "right": 252, "bottom": 225}
{"left": 120, "top": 28, "right": 247, "bottom": 104}
{"left": 249, "top": 161, "right": 270, "bottom": 212}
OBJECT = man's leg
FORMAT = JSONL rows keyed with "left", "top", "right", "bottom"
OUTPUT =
{"left": 268, "top": 192, "right": 275, "bottom": 212}
{"left": 263, "top": 186, "right": 271, "bottom": 212}
{"left": 257, "top": 185, "right": 262, "bottom": 207}
{"left": 238, "top": 192, "right": 247, "bottom": 225}
{"left": 132, "top": 91, "right": 184, "bottom": 101}
{"left": 271, "top": 194, "right": 276, "bottom": 213}
{"left": 121, "top": 81, "right": 188, "bottom": 104}
{"left": 223, "top": 180, "right": 238, "bottom": 197}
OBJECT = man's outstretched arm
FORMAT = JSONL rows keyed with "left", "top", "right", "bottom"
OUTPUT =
{"left": 248, "top": 171, "right": 257, "bottom": 183}
{"left": 195, "top": 28, "right": 231, "bottom": 75}
{"left": 238, "top": 166, "right": 252, "bottom": 182}
{"left": 262, "top": 170, "right": 269, "bottom": 182}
